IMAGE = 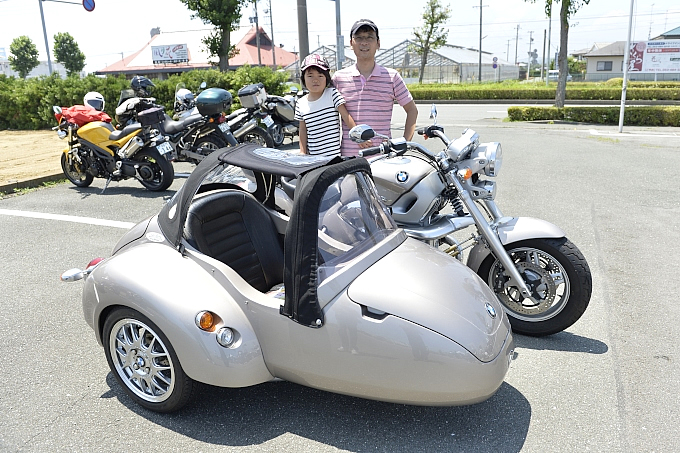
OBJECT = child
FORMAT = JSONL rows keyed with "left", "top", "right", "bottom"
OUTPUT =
{"left": 294, "top": 54, "right": 356, "bottom": 157}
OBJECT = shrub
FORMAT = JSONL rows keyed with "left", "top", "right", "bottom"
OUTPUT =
{"left": 507, "top": 106, "right": 680, "bottom": 126}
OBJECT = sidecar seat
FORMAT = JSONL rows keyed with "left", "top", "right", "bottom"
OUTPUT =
{"left": 184, "top": 190, "right": 284, "bottom": 293}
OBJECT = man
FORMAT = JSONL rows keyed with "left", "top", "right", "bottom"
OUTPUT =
{"left": 332, "top": 19, "right": 418, "bottom": 157}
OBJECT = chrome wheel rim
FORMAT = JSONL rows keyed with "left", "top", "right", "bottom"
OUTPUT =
{"left": 243, "top": 132, "right": 267, "bottom": 146}
{"left": 108, "top": 318, "right": 175, "bottom": 403}
{"left": 487, "top": 246, "right": 570, "bottom": 322}
{"left": 270, "top": 124, "right": 284, "bottom": 143}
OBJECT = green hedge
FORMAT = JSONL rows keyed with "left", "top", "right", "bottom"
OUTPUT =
{"left": 0, "top": 66, "right": 288, "bottom": 130}
{"left": 408, "top": 85, "right": 680, "bottom": 101}
{"left": 507, "top": 106, "right": 680, "bottom": 126}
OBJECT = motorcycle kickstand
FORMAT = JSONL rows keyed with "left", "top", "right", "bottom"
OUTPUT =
{"left": 101, "top": 176, "right": 112, "bottom": 194}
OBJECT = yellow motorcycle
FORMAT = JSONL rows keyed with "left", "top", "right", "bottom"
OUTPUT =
{"left": 52, "top": 105, "right": 174, "bottom": 192}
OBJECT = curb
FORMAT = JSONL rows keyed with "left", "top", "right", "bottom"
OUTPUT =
{"left": 0, "top": 173, "right": 64, "bottom": 194}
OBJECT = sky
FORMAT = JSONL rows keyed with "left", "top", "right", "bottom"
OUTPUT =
{"left": 1, "top": 0, "right": 679, "bottom": 73}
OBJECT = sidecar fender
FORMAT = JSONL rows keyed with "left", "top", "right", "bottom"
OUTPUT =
{"left": 83, "top": 242, "right": 274, "bottom": 388}
{"left": 466, "top": 216, "right": 565, "bottom": 273}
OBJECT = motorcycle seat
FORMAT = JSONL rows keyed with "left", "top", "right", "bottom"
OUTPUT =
{"left": 108, "top": 123, "right": 141, "bottom": 141}
{"left": 184, "top": 190, "right": 284, "bottom": 293}
{"left": 162, "top": 113, "right": 204, "bottom": 135}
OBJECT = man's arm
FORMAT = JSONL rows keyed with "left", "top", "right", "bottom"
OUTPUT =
{"left": 402, "top": 100, "right": 418, "bottom": 141}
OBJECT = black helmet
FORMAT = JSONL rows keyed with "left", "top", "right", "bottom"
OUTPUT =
{"left": 130, "top": 75, "right": 155, "bottom": 97}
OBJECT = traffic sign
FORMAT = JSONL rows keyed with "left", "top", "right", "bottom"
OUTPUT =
{"left": 493, "top": 56, "right": 498, "bottom": 62}
{"left": 83, "top": 0, "right": 95, "bottom": 12}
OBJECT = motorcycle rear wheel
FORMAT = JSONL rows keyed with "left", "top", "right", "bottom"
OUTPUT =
{"left": 268, "top": 123, "right": 285, "bottom": 147}
{"left": 193, "top": 134, "right": 226, "bottom": 162}
{"left": 61, "top": 152, "right": 94, "bottom": 188}
{"left": 239, "top": 126, "right": 274, "bottom": 148}
{"left": 477, "top": 237, "right": 592, "bottom": 337}
{"left": 133, "top": 148, "right": 175, "bottom": 192}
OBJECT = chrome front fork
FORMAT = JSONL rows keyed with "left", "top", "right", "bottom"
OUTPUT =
{"left": 448, "top": 173, "right": 533, "bottom": 299}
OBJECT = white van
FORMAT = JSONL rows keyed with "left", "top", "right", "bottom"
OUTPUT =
{"left": 547, "top": 70, "right": 573, "bottom": 81}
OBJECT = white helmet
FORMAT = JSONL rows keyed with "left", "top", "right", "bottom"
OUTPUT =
{"left": 84, "top": 91, "right": 105, "bottom": 111}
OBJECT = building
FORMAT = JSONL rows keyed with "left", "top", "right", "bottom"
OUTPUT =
{"left": 652, "top": 26, "right": 680, "bottom": 40}
{"left": 95, "top": 26, "right": 297, "bottom": 79}
{"left": 0, "top": 58, "right": 72, "bottom": 78}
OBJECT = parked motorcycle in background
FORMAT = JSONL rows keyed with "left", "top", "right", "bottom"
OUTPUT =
{"left": 344, "top": 106, "right": 592, "bottom": 337}
{"left": 52, "top": 104, "right": 174, "bottom": 192}
{"left": 117, "top": 80, "right": 236, "bottom": 165}
{"left": 259, "top": 86, "right": 305, "bottom": 147}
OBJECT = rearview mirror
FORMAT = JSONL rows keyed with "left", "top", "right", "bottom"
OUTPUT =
{"left": 349, "top": 124, "right": 375, "bottom": 143}
{"left": 53, "top": 106, "right": 62, "bottom": 114}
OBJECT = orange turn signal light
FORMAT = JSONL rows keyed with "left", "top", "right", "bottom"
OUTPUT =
{"left": 458, "top": 168, "right": 473, "bottom": 180}
{"left": 196, "top": 311, "right": 216, "bottom": 331}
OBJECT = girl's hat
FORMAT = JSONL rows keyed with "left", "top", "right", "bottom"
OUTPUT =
{"left": 301, "top": 54, "right": 330, "bottom": 72}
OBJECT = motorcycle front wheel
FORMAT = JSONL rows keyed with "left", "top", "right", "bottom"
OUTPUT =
{"left": 268, "top": 123, "right": 285, "bottom": 147}
{"left": 61, "top": 152, "right": 94, "bottom": 188}
{"left": 239, "top": 126, "right": 274, "bottom": 148}
{"left": 103, "top": 307, "right": 196, "bottom": 412}
{"left": 133, "top": 148, "right": 175, "bottom": 191}
{"left": 477, "top": 237, "right": 592, "bottom": 337}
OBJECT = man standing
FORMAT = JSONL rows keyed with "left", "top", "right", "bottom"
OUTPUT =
{"left": 332, "top": 19, "right": 418, "bottom": 157}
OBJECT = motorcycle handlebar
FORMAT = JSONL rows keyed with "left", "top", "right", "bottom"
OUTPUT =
{"left": 358, "top": 143, "right": 386, "bottom": 157}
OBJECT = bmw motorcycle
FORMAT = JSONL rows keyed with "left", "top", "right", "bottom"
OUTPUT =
{"left": 52, "top": 105, "right": 174, "bottom": 193}
{"left": 278, "top": 106, "right": 592, "bottom": 337}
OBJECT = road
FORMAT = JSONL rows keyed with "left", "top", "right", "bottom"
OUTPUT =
{"left": 1, "top": 104, "right": 679, "bottom": 452}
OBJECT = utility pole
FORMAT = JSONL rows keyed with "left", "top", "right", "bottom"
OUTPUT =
{"left": 514, "top": 24, "right": 520, "bottom": 65}
{"left": 297, "top": 0, "right": 310, "bottom": 62}
{"left": 332, "top": 0, "right": 343, "bottom": 70}
{"left": 506, "top": 39, "right": 511, "bottom": 62}
{"left": 250, "top": 0, "right": 262, "bottom": 65}
{"left": 546, "top": 2, "right": 552, "bottom": 86}
{"left": 541, "top": 29, "right": 546, "bottom": 81}
{"left": 526, "top": 30, "right": 533, "bottom": 80}
{"left": 265, "top": 0, "right": 276, "bottom": 68}
{"left": 473, "top": 1, "right": 488, "bottom": 82}
{"left": 38, "top": 0, "right": 53, "bottom": 75}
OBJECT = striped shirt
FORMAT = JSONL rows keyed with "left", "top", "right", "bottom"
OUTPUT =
{"left": 294, "top": 87, "right": 345, "bottom": 157}
{"left": 332, "top": 63, "right": 413, "bottom": 157}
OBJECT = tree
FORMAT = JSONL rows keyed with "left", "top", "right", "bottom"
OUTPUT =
{"left": 8, "top": 35, "right": 39, "bottom": 79}
{"left": 527, "top": 0, "right": 590, "bottom": 106}
{"left": 179, "top": 0, "right": 251, "bottom": 71}
{"left": 412, "top": 0, "right": 451, "bottom": 84}
{"left": 53, "top": 32, "right": 86, "bottom": 76}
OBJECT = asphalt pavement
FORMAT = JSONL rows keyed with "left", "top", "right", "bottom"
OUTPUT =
{"left": 1, "top": 104, "right": 680, "bottom": 452}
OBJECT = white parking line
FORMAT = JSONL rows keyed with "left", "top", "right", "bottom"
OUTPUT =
{"left": 589, "top": 129, "right": 680, "bottom": 138}
{"left": 0, "top": 209, "right": 135, "bottom": 229}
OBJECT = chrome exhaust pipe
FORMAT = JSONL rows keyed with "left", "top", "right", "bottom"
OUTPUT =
{"left": 117, "top": 136, "right": 145, "bottom": 158}
{"left": 232, "top": 119, "right": 257, "bottom": 139}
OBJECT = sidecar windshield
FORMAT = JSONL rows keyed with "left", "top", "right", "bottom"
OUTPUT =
{"left": 317, "top": 171, "right": 397, "bottom": 281}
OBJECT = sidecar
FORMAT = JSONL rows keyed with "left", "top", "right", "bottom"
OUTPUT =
{"left": 72, "top": 144, "right": 514, "bottom": 412}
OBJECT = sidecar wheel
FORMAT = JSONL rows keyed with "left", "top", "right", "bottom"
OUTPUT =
{"left": 103, "top": 308, "right": 196, "bottom": 412}
{"left": 477, "top": 237, "right": 592, "bottom": 337}
{"left": 268, "top": 123, "right": 285, "bottom": 147}
{"left": 134, "top": 148, "right": 174, "bottom": 191}
{"left": 61, "top": 153, "right": 93, "bottom": 187}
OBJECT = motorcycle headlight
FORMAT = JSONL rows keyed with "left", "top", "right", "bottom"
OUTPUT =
{"left": 484, "top": 142, "right": 502, "bottom": 177}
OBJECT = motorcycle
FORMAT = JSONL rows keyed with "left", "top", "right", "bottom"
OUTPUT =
{"left": 260, "top": 86, "right": 305, "bottom": 147}
{"left": 61, "top": 143, "right": 514, "bottom": 412}
{"left": 278, "top": 106, "right": 592, "bottom": 337}
{"left": 116, "top": 88, "right": 236, "bottom": 165}
{"left": 52, "top": 104, "right": 174, "bottom": 193}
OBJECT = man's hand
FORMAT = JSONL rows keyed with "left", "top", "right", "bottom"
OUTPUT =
{"left": 358, "top": 140, "right": 373, "bottom": 149}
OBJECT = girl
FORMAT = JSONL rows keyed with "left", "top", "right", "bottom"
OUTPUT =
{"left": 294, "top": 54, "right": 356, "bottom": 156}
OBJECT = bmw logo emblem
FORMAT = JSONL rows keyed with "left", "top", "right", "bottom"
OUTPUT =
{"left": 396, "top": 171, "right": 409, "bottom": 183}
{"left": 485, "top": 303, "right": 497, "bottom": 318}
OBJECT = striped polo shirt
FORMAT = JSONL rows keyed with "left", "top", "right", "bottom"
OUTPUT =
{"left": 294, "top": 87, "right": 345, "bottom": 157}
{"left": 332, "top": 63, "right": 413, "bottom": 157}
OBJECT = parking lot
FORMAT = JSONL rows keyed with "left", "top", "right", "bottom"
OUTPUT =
{"left": 1, "top": 104, "right": 679, "bottom": 452}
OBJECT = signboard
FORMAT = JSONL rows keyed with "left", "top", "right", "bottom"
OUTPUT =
{"left": 628, "top": 40, "right": 680, "bottom": 73}
{"left": 82, "top": 0, "right": 95, "bottom": 12}
{"left": 151, "top": 44, "right": 189, "bottom": 64}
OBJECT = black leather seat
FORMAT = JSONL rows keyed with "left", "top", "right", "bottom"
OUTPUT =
{"left": 184, "top": 190, "right": 284, "bottom": 293}
{"left": 162, "top": 113, "right": 204, "bottom": 135}
{"left": 108, "top": 123, "right": 141, "bottom": 141}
